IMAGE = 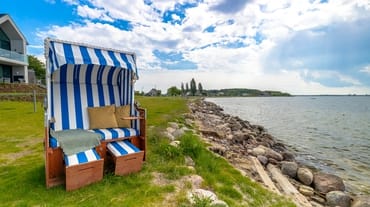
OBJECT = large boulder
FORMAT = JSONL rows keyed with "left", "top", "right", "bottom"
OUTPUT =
{"left": 297, "top": 167, "right": 314, "bottom": 186}
{"left": 281, "top": 161, "right": 298, "bottom": 178}
{"left": 326, "top": 191, "right": 351, "bottom": 207}
{"left": 252, "top": 146, "right": 266, "bottom": 157}
{"left": 352, "top": 196, "right": 370, "bottom": 207}
{"left": 313, "top": 172, "right": 345, "bottom": 194}
{"left": 265, "top": 148, "right": 283, "bottom": 161}
{"left": 282, "top": 151, "right": 295, "bottom": 161}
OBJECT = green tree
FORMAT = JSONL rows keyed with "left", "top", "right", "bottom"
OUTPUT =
{"left": 198, "top": 82, "right": 203, "bottom": 95}
{"left": 181, "top": 82, "right": 185, "bottom": 96}
{"left": 28, "top": 55, "right": 45, "bottom": 81}
{"left": 167, "top": 86, "right": 181, "bottom": 96}
{"left": 190, "top": 78, "right": 197, "bottom": 96}
{"left": 185, "top": 83, "right": 189, "bottom": 93}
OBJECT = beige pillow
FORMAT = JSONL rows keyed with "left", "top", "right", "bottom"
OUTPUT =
{"left": 88, "top": 105, "right": 118, "bottom": 129}
{"left": 115, "top": 105, "right": 131, "bottom": 128}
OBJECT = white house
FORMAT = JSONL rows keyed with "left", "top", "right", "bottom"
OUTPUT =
{"left": 0, "top": 14, "right": 28, "bottom": 83}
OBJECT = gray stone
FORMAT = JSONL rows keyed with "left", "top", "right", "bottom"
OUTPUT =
{"left": 299, "top": 185, "right": 315, "bottom": 196}
{"left": 164, "top": 131, "right": 175, "bottom": 141}
{"left": 230, "top": 121, "right": 243, "bottom": 131}
{"left": 185, "top": 118, "right": 194, "bottom": 126}
{"left": 282, "top": 151, "right": 295, "bottom": 161}
{"left": 297, "top": 167, "right": 314, "bottom": 185}
{"left": 173, "top": 128, "right": 185, "bottom": 138}
{"left": 185, "top": 156, "right": 195, "bottom": 167}
{"left": 352, "top": 196, "right": 370, "bottom": 207}
{"left": 166, "top": 127, "right": 176, "bottom": 134}
{"left": 326, "top": 191, "right": 351, "bottom": 207}
{"left": 265, "top": 148, "right": 283, "bottom": 161}
{"left": 209, "top": 145, "right": 226, "bottom": 156}
{"left": 313, "top": 172, "right": 345, "bottom": 194}
{"left": 268, "top": 158, "right": 279, "bottom": 165}
{"left": 257, "top": 155, "right": 268, "bottom": 166}
{"left": 168, "top": 122, "right": 179, "bottom": 129}
{"left": 187, "top": 175, "right": 203, "bottom": 188}
{"left": 312, "top": 195, "right": 326, "bottom": 205}
{"left": 281, "top": 161, "right": 298, "bottom": 178}
{"left": 188, "top": 189, "right": 217, "bottom": 204}
{"left": 252, "top": 146, "right": 266, "bottom": 156}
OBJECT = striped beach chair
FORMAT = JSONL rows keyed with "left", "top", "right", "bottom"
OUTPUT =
{"left": 44, "top": 38, "right": 146, "bottom": 190}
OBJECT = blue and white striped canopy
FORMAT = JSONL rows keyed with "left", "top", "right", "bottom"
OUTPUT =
{"left": 45, "top": 38, "right": 139, "bottom": 130}
{"left": 45, "top": 38, "right": 138, "bottom": 79}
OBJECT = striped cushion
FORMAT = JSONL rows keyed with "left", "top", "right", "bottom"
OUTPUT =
{"left": 89, "top": 128, "right": 138, "bottom": 141}
{"left": 49, "top": 127, "right": 138, "bottom": 148}
{"left": 107, "top": 140, "right": 141, "bottom": 157}
{"left": 64, "top": 148, "right": 101, "bottom": 167}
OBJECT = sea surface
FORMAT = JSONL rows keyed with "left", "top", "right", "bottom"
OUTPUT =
{"left": 207, "top": 96, "right": 370, "bottom": 195}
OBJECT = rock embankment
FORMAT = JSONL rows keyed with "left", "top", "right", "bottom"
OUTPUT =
{"left": 187, "top": 100, "right": 369, "bottom": 207}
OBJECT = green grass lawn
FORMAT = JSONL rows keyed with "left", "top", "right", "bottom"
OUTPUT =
{"left": 0, "top": 97, "right": 295, "bottom": 207}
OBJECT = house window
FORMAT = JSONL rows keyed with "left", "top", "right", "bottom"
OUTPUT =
{"left": 0, "top": 28, "right": 10, "bottom": 51}
{"left": 0, "top": 64, "right": 12, "bottom": 83}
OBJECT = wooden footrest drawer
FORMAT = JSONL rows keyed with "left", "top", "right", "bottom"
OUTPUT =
{"left": 107, "top": 140, "right": 144, "bottom": 176}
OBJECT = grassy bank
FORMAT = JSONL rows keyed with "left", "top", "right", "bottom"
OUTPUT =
{"left": 0, "top": 97, "right": 295, "bottom": 206}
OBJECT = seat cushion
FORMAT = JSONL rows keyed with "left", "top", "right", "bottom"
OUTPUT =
{"left": 50, "top": 127, "right": 138, "bottom": 148}
{"left": 115, "top": 105, "right": 131, "bottom": 128}
{"left": 89, "top": 128, "right": 138, "bottom": 141}
{"left": 107, "top": 140, "right": 141, "bottom": 157}
{"left": 64, "top": 148, "right": 101, "bottom": 167}
{"left": 88, "top": 105, "right": 118, "bottom": 129}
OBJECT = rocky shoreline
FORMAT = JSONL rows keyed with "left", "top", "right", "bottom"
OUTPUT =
{"left": 187, "top": 99, "right": 370, "bottom": 207}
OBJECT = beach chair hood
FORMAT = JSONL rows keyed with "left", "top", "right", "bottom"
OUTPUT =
{"left": 45, "top": 38, "right": 138, "bottom": 79}
{"left": 44, "top": 38, "right": 139, "bottom": 130}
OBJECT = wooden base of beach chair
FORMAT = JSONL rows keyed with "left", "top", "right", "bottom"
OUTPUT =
{"left": 131, "top": 136, "right": 146, "bottom": 161}
{"left": 111, "top": 151, "right": 144, "bottom": 176}
{"left": 65, "top": 159, "right": 104, "bottom": 191}
{"left": 46, "top": 147, "right": 65, "bottom": 188}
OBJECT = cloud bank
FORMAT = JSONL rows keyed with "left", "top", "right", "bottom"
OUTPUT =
{"left": 34, "top": 0, "right": 370, "bottom": 95}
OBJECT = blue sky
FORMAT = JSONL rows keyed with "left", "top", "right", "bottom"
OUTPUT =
{"left": 2, "top": 0, "right": 370, "bottom": 94}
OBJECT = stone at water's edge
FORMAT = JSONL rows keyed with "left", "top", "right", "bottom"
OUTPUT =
{"left": 297, "top": 167, "right": 314, "bottom": 186}
{"left": 325, "top": 191, "right": 351, "bottom": 207}
{"left": 265, "top": 148, "right": 283, "bottom": 161}
{"left": 352, "top": 196, "right": 370, "bottom": 207}
{"left": 281, "top": 161, "right": 298, "bottom": 178}
{"left": 282, "top": 151, "right": 295, "bottom": 161}
{"left": 313, "top": 172, "right": 345, "bottom": 194}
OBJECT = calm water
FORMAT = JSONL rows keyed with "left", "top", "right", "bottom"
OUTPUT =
{"left": 207, "top": 96, "right": 370, "bottom": 195}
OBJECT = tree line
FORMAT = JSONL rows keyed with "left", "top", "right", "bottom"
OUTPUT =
{"left": 167, "top": 78, "right": 204, "bottom": 96}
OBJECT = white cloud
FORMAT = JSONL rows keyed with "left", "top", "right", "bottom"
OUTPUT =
{"left": 61, "top": 0, "right": 78, "bottom": 5}
{"left": 34, "top": 0, "right": 370, "bottom": 94}
{"left": 77, "top": 5, "right": 114, "bottom": 22}
{"left": 360, "top": 65, "right": 370, "bottom": 75}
